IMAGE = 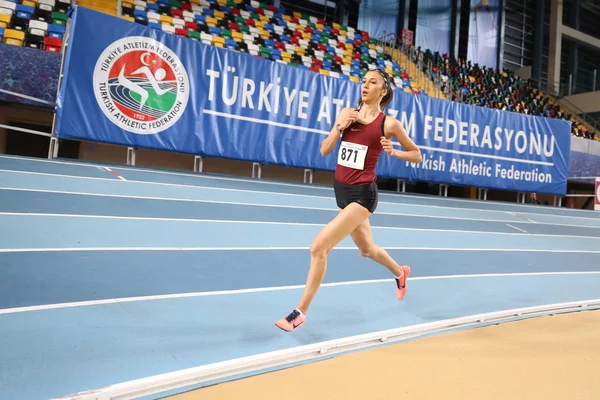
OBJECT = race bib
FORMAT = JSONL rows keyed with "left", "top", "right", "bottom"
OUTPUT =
{"left": 337, "top": 141, "right": 368, "bottom": 170}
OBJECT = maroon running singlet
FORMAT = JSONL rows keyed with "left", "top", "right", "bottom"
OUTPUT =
{"left": 334, "top": 112, "right": 386, "bottom": 185}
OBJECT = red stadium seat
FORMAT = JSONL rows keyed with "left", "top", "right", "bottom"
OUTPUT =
{"left": 44, "top": 36, "right": 62, "bottom": 52}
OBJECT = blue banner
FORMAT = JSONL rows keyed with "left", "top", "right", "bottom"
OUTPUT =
{"left": 467, "top": 0, "right": 499, "bottom": 69}
{"left": 415, "top": 0, "right": 452, "bottom": 55}
{"left": 55, "top": 7, "right": 572, "bottom": 195}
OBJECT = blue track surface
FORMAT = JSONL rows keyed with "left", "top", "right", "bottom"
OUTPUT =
{"left": 1, "top": 154, "right": 600, "bottom": 400}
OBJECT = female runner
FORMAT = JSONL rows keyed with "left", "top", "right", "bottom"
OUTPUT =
{"left": 276, "top": 69, "right": 423, "bottom": 332}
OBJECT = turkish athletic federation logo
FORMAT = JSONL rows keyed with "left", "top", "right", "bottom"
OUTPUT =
{"left": 93, "top": 36, "right": 189, "bottom": 134}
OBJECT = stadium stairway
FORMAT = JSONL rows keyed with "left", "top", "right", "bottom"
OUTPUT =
{"left": 76, "top": 0, "right": 117, "bottom": 15}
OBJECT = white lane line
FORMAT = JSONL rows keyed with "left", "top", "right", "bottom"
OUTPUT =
{"left": 2, "top": 212, "right": 600, "bottom": 240}
{"left": 0, "top": 154, "right": 577, "bottom": 211}
{"left": 2, "top": 187, "right": 600, "bottom": 231}
{"left": 0, "top": 154, "right": 337, "bottom": 191}
{"left": 2, "top": 168, "right": 599, "bottom": 224}
{"left": 2, "top": 154, "right": 599, "bottom": 219}
{"left": 506, "top": 224, "right": 528, "bottom": 233}
{"left": 2, "top": 246, "right": 600, "bottom": 253}
{"left": 103, "top": 167, "right": 127, "bottom": 181}
{"left": 508, "top": 211, "right": 537, "bottom": 223}
{"left": 2, "top": 271, "right": 599, "bottom": 315}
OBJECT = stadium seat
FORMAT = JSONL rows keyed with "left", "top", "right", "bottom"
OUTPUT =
{"left": 35, "top": 0, "right": 55, "bottom": 22}
{"left": 0, "top": 13, "right": 10, "bottom": 29}
{"left": 47, "top": 23, "right": 64, "bottom": 38}
{"left": 4, "top": 28, "right": 25, "bottom": 46}
{"left": 25, "top": 19, "right": 47, "bottom": 49}
{"left": 0, "top": 0, "right": 16, "bottom": 16}
{"left": 43, "top": 35, "right": 61, "bottom": 51}
{"left": 3, "top": 0, "right": 418, "bottom": 97}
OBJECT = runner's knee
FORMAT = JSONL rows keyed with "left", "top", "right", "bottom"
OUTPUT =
{"left": 310, "top": 239, "right": 330, "bottom": 258}
{"left": 359, "top": 244, "right": 377, "bottom": 259}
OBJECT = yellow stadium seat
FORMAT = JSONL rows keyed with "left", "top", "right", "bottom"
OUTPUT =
{"left": 293, "top": 11, "right": 302, "bottom": 18}
{"left": 4, "top": 29, "right": 25, "bottom": 46}
{"left": 332, "top": 22, "right": 340, "bottom": 29}
{"left": 232, "top": 31, "right": 243, "bottom": 41}
{"left": 214, "top": 10, "right": 224, "bottom": 19}
{"left": 282, "top": 15, "right": 291, "bottom": 22}
{"left": 302, "top": 31, "right": 311, "bottom": 40}
{"left": 0, "top": 14, "right": 10, "bottom": 29}
{"left": 206, "top": 16, "right": 217, "bottom": 27}
{"left": 350, "top": 76, "right": 359, "bottom": 83}
{"left": 320, "top": 69, "right": 329, "bottom": 76}
{"left": 122, "top": 15, "right": 134, "bottom": 22}
{"left": 160, "top": 15, "right": 173, "bottom": 25}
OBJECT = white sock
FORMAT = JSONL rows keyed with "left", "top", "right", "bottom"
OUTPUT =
{"left": 295, "top": 308, "right": 304, "bottom": 316}
{"left": 395, "top": 272, "right": 403, "bottom": 279}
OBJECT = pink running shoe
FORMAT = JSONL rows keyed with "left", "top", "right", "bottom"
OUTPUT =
{"left": 275, "top": 309, "right": 306, "bottom": 332}
{"left": 395, "top": 265, "right": 411, "bottom": 300}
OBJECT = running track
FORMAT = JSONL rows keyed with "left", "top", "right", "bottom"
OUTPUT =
{"left": 0, "top": 154, "right": 599, "bottom": 399}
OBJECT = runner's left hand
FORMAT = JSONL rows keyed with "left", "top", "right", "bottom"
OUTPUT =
{"left": 380, "top": 136, "right": 394, "bottom": 156}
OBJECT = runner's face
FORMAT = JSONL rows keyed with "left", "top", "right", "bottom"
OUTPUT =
{"left": 361, "top": 72, "right": 387, "bottom": 105}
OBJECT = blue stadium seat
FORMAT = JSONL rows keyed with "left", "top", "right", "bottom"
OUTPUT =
{"left": 134, "top": 9, "right": 147, "bottom": 24}
{"left": 16, "top": 4, "right": 34, "bottom": 20}
{"left": 47, "top": 24, "right": 65, "bottom": 39}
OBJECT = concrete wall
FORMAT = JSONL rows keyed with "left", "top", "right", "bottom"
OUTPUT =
{"left": 563, "top": 91, "right": 600, "bottom": 114}
{"left": 571, "top": 135, "right": 600, "bottom": 155}
{"left": 0, "top": 105, "right": 54, "bottom": 154}
{"left": 76, "top": 141, "right": 335, "bottom": 184}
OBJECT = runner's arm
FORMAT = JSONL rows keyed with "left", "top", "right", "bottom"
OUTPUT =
{"left": 381, "top": 117, "right": 422, "bottom": 163}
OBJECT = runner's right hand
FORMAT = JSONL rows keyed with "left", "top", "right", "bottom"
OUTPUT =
{"left": 339, "top": 109, "right": 359, "bottom": 130}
